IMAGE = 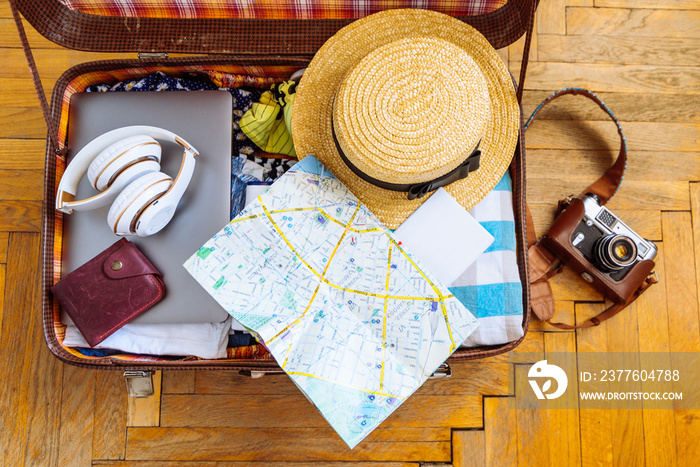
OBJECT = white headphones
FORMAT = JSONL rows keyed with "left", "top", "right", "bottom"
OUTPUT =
{"left": 56, "top": 125, "right": 198, "bottom": 237}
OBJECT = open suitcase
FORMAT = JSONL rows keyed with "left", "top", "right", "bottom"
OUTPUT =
{"left": 12, "top": 0, "right": 537, "bottom": 382}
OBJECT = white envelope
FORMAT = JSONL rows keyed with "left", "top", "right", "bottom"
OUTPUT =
{"left": 393, "top": 188, "right": 494, "bottom": 286}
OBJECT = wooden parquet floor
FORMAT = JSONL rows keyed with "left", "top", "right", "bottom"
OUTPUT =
{"left": 1, "top": 0, "right": 699, "bottom": 465}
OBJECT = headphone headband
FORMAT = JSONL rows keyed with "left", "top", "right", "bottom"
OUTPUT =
{"left": 56, "top": 126, "right": 198, "bottom": 214}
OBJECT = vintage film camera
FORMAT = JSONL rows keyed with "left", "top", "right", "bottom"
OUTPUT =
{"left": 570, "top": 194, "right": 657, "bottom": 282}
{"left": 539, "top": 193, "right": 658, "bottom": 307}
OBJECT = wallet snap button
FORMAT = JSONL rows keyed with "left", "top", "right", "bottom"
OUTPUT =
{"left": 111, "top": 260, "right": 123, "bottom": 271}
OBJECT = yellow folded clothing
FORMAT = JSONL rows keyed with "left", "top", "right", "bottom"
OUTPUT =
{"left": 239, "top": 81, "right": 296, "bottom": 157}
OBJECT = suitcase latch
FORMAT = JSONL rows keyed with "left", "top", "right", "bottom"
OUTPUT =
{"left": 238, "top": 369, "right": 286, "bottom": 379}
{"left": 138, "top": 52, "right": 169, "bottom": 60}
{"left": 123, "top": 370, "right": 155, "bottom": 397}
{"left": 429, "top": 362, "right": 452, "bottom": 379}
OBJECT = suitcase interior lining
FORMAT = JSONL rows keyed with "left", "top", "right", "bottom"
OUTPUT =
{"left": 44, "top": 58, "right": 528, "bottom": 367}
{"left": 50, "top": 64, "right": 303, "bottom": 364}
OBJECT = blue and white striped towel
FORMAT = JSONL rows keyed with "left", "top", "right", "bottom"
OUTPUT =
{"left": 451, "top": 173, "right": 524, "bottom": 347}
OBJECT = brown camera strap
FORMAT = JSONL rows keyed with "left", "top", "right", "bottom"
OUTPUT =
{"left": 524, "top": 88, "right": 656, "bottom": 329}
{"left": 524, "top": 87, "right": 629, "bottom": 209}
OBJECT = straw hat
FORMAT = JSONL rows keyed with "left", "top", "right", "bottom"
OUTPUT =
{"left": 292, "top": 9, "right": 519, "bottom": 229}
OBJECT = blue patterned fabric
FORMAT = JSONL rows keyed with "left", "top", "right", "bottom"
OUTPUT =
{"left": 450, "top": 173, "right": 524, "bottom": 347}
{"left": 86, "top": 71, "right": 217, "bottom": 93}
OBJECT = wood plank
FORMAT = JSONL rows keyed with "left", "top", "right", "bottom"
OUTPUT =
{"left": 674, "top": 410, "right": 700, "bottom": 467}
{"left": 514, "top": 364, "right": 549, "bottom": 466}
{"left": 452, "top": 430, "right": 486, "bottom": 467}
{"left": 606, "top": 301, "right": 646, "bottom": 466}
{"left": 0, "top": 18, "right": 68, "bottom": 49}
{"left": 127, "top": 370, "right": 162, "bottom": 427}
{"left": 0, "top": 108, "right": 46, "bottom": 138}
{"left": 0, "top": 265, "right": 4, "bottom": 336}
{"left": 0, "top": 232, "right": 42, "bottom": 465}
{"left": 636, "top": 243, "right": 669, "bottom": 355}
{"left": 408, "top": 362, "right": 509, "bottom": 396}
{"left": 0, "top": 2, "right": 12, "bottom": 18}
{"left": 95, "top": 462, "right": 421, "bottom": 467}
{"left": 125, "top": 427, "right": 451, "bottom": 462}
{"left": 507, "top": 330, "right": 544, "bottom": 361}
{"left": 536, "top": 0, "right": 565, "bottom": 35}
{"left": 195, "top": 370, "right": 298, "bottom": 395}
{"left": 162, "top": 370, "right": 196, "bottom": 394}
{"left": 514, "top": 62, "right": 700, "bottom": 94}
{"left": 496, "top": 46, "right": 508, "bottom": 69}
{"left": 0, "top": 48, "right": 134, "bottom": 79}
{"left": 476, "top": 330, "right": 544, "bottom": 365}
{"left": 195, "top": 361, "right": 509, "bottom": 396}
{"left": 161, "top": 394, "right": 483, "bottom": 428}
{"left": 528, "top": 180, "right": 690, "bottom": 211}
{"left": 576, "top": 302, "right": 613, "bottom": 466}
{"left": 595, "top": 0, "right": 698, "bottom": 11}
{"left": 636, "top": 243, "right": 679, "bottom": 467}
{"left": 7, "top": 232, "right": 64, "bottom": 467}
{"left": 22, "top": 354, "right": 63, "bottom": 467}
{"left": 544, "top": 332, "right": 581, "bottom": 466}
{"left": 567, "top": 7, "right": 700, "bottom": 38}
{"left": 528, "top": 300, "right": 576, "bottom": 331}
{"left": 663, "top": 212, "right": 700, "bottom": 353}
{"left": 661, "top": 211, "right": 700, "bottom": 466}
{"left": 22, "top": 284, "right": 64, "bottom": 467}
{"left": 0, "top": 139, "right": 46, "bottom": 171}
{"left": 0, "top": 169, "right": 43, "bottom": 199}
{"left": 526, "top": 150, "right": 700, "bottom": 182}
{"left": 0, "top": 231, "right": 7, "bottom": 262}
{"left": 538, "top": 34, "right": 700, "bottom": 67}
{"left": 0, "top": 77, "right": 53, "bottom": 107}
{"left": 0, "top": 200, "right": 42, "bottom": 232}
{"left": 58, "top": 364, "right": 96, "bottom": 466}
{"left": 483, "top": 397, "right": 517, "bottom": 466}
{"left": 525, "top": 121, "right": 700, "bottom": 152}
{"left": 693, "top": 183, "right": 700, "bottom": 320}
{"left": 550, "top": 268, "right": 605, "bottom": 302}
{"left": 93, "top": 371, "right": 129, "bottom": 461}
{"left": 522, "top": 91, "right": 700, "bottom": 123}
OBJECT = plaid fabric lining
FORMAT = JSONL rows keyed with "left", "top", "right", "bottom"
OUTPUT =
{"left": 58, "top": 0, "right": 507, "bottom": 19}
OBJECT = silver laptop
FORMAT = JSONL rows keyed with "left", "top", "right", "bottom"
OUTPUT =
{"left": 62, "top": 90, "right": 232, "bottom": 324}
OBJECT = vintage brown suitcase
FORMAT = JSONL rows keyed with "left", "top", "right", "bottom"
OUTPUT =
{"left": 11, "top": 0, "right": 537, "bottom": 377}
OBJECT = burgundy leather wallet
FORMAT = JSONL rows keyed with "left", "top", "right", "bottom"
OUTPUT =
{"left": 51, "top": 238, "right": 165, "bottom": 347}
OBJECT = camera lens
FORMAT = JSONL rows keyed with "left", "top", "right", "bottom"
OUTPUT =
{"left": 594, "top": 235, "right": 637, "bottom": 272}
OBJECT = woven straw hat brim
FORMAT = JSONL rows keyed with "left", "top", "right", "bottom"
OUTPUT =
{"left": 293, "top": 9, "right": 520, "bottom": 229}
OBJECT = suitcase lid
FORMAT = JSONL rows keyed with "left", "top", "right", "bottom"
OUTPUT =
{"left": 16, "top": 0, "right": 537, "bottom": 55}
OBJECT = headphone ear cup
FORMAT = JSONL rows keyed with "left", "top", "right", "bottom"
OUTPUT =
{"left": 107, "top": 171, "right": 173, "bottom": 236}
{"left": 88, "top": 135, "right": 162, "bottom": 191}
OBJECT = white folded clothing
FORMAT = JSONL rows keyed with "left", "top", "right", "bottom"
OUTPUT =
{"left": 229, "top": 317, "right": 249, "bottom": 333}
{"left": 63, "top": 317, "right": 231, "bottom": 359}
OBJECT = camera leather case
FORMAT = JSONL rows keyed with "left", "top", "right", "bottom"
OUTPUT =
{"left": 539, "top": 198, "right": 656, "bottom": 305}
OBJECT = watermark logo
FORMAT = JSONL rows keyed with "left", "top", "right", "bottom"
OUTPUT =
{"left": 528, "top": 360, "right": 568, "bottom": 400}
